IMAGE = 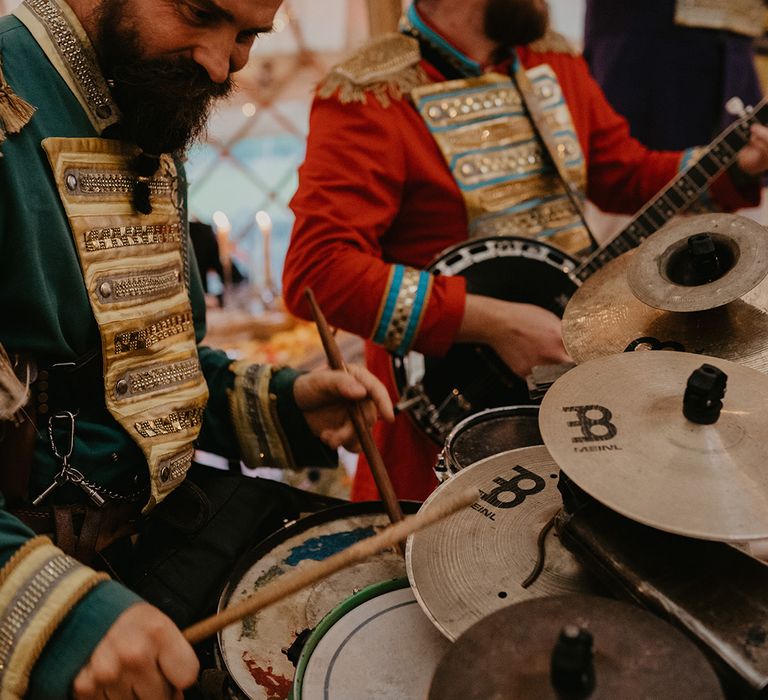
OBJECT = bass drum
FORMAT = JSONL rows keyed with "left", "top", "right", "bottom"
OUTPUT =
{"left": 217, "top": 502, "right": 419, "bottom": 700}
{"left": 392, "top": 235, "right": 579, "bottom": 445}
{"left": 435, "top": 405, "right": 542, "bottom": 483}
{"left": 292, "top": 578, "right": 451, "bottom": 700}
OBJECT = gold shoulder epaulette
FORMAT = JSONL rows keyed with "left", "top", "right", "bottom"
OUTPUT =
{"left": 528, "top": 29, "right": 579, "bottom": 56}
{"left": 317, "top": 33, "right": 427, "bottom": 108}
{"left": 0, "top": 51, "right": 36, "bottom": 158}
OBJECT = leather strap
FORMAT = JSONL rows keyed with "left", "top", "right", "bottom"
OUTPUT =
{"left": 513, "top": 57, "right": 598, "bottom": 251}
{"left": 0, "top": 415, "right": 37, "bottom": 507}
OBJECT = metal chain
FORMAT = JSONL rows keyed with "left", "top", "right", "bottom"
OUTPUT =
{"left": 48, "top": 411, "right": 146, "bottom": 503}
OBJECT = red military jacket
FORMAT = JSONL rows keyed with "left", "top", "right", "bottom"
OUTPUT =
{"left": 284, "top": 26, "right": 758, "bottom": 501}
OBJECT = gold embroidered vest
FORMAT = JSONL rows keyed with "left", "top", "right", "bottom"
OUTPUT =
{"left": 412, "top": 67, "right": 590, "bottom": 256}
{"left": 13, "top": 0, "right": 209, "bottom": 510}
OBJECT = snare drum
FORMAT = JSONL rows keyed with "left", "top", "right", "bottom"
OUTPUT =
{"left": 292, "top": 578, "right": 451, "bottom": 700}
{"left": 217, "top": 502, "right": 418, "bottom": 700}
{"left": 435, "top": 405, "right": 541, "bottom": 482}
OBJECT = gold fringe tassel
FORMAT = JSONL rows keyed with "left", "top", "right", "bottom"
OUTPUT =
{"left": 0, "top": 53, "right": 36, "bottom": 157}
{"left": 317, "top": 64, "right": 428, "bottom": 108}
{"left": 0, "top": 344, "right": 29, "bottom": 423}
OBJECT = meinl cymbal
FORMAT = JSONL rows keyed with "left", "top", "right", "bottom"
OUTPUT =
{"left": 539, "top": 352, "right": 768, "bottom": 541}
{"left": 627, "top": 214, "right": 768, "bottom": 312}
{"left": 406, "top": 446, "right": 602, "bottom": 641}
{"left": 428, "top": 595, "right": 724, "bottom": 700}
{"left": 562, "top": 250, "right": 768, "bottom": 374}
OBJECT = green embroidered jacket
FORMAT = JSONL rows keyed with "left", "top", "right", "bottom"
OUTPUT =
{"left": 0, "top": 4, "right": 332, "bottom": 696}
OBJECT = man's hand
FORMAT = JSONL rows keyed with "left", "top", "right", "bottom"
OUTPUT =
{"left": 294, "top": 365, "right": 395, "bottom": 451}
{"left": 73, "top": 603, "right": 198, "bottom": 700}
{"left": 458, "top": 294, "right": 571, "bottom": 378}
{"left": 736, "top": 123, "right": 768, "bottom": 176}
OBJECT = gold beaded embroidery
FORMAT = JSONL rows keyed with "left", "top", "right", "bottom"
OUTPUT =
{"left": 472, "top": 198, "right": 578, "bottom": 238}
{"left": 21, "top": 0, "right": 117, "bottom": 126}
{"left": 0, "top": 553, "right": 77, "bottom": 671}
{"left": 114, "top": 358, "right": 202, "bottom": 400}
{"left": 134, "top": 406, "right": 205, "bottom": 439}
{"left": 383, "top": 267, "right": 422, "bottom": 352}
{"left": 157, "top": 447, "right": 195, "bottom": 491}
{"left": 114, "top": 312, "right": 194, "bottom": 355}
{"left": 84, "top": 224, "right": 182, "bottom": 252}
{"left": 422, "top": 86, "right": 522, "bottom": 129}
{"left": 95, "top": 266, "right": 181, "bottom": 304}
{"left": 65, "top": 168, "right": 173, "bottom": 197}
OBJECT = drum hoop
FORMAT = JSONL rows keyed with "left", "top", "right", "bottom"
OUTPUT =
{"left": 217, "top": 501, "right": 420, "bottom": 699}
{"left": 291, "top": 577, "right": 410, "bottom": 700}
{"left": 218, "top": 500, "right": 421, "bottom": 612}
{"left": 443, "top": 405, "right": 540, "bottom": 474}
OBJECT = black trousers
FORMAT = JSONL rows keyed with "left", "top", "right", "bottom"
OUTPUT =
{"left": 122, "top": 465, "right": 342, "bottom": 629}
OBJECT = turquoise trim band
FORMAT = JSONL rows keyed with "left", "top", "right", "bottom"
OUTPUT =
{"left": 374, "top": 265, "right": 404, "bottom": 344}
{"left": 406, "top": 4, "right": 482, "bottom": 77}
{"left": 396, "top": 270, "right": 430, "bottom": 356}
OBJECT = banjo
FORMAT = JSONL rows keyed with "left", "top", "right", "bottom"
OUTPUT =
{"left": 392, "top": 97, "right": 768, "bottom": 444}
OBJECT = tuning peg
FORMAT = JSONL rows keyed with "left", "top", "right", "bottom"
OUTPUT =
{"left": 725, "top": 97, "right": 752, "bottom": 120}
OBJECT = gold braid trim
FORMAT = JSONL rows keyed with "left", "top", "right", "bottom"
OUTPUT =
{"left": 0, "top": 537, "right": 108, "bottom": 700}
{"left": 317, "top": 33, "right": 428, "bottom": 107}
{"left": 0, "top": 52, "right": 36, "bottom": 157}
{"left": 528, "top": 29, "right": 579, "bottom": 56}
{"left": 227, "top": 362, "right": 295, "bottom": 471}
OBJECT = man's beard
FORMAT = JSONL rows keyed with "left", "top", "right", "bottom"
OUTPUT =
{"left": 484, "top": 0, "right": 550, "bottom": 48}
{"left": 93, "top": 0, "right": 233, "bottom": 155}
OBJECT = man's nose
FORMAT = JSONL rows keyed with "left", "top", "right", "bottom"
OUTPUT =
{"left": 193, "top": 39, "right": 250, "bottom": 84}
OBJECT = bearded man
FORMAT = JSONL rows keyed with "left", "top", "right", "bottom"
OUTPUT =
{"left": 283, "top": 0, "right": 768, "bottom": 502}
{"left": 0, "top": 1, "right": 395, "bottom": 698}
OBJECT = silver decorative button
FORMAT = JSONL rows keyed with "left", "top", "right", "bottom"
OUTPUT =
{"left": 65, "top": 174, "right": 78, "bottom": 191}
{"left": 99, "top": 281, "right": 112, "bottom": 298}
{"left": 116, "top": 379, "right": 129, "bottom": 396}
{"left": 160, "top": 466, "right": 171, "bottom": 483}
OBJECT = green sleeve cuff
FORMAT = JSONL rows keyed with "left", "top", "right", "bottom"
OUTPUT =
{"left": 271, "top": 368, "right": 338, "bottom": 469}
{"left": 27, "top": 581, "right": 142, "bottom": 699}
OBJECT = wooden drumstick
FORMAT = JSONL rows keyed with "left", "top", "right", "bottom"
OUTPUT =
{"left": 304, "top": 289, "right": 406, "bottom": 543}
{"left": 183, "top": 486, "right": 478, "bottom": 644}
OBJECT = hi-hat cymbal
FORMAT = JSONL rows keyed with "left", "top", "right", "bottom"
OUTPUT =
{"left": 428, "top": 595, "right": 723, "bottom": 700}
{"left": 539, "top": 352, "right": 768, "bottom": 541}
{"left": 562, "top": 250, "right": 768, "bottom": 374}
{"left": 627, "top": 213, "right": 768, "bottom": 312}
{"left": 406, "top": 446, "right": 602, "bottom": 641}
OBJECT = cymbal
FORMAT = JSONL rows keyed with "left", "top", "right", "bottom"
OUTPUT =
{"left": 562, "top": 250, "right": 768, "bottom": 374}
{"left": 406, "top": 446, "right": 602, "bottom": 641}
{"left": 539, "top": 352, "right": 768, "bottom": 541}
{"left": 627, "top": 214, "right": 768, "bottom": 312}
{"left": 428, "top": 594, "right": 723, "bottom": 700}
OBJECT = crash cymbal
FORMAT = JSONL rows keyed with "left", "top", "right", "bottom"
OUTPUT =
{"left": 562, "top": 250, "right": 768, "bottom": 374}
{"left": 539, "top": 352, "right": 768, "bottom": 541}
{"left": 428, "top": 594, "right": 723, "bottom": 700}
{"left": 627, "top": 213, "right": 768, "bottom": 312}
{"left": 406, "top": 446, "right": 602, "bottom": 641}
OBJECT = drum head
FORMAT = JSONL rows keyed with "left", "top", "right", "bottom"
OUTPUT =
{"left": 408, "top": 446, "right": 603, "bottom": 640}
{"left": 294, "top": 578, "right": 451, "bottom": 700}
{"left": 218, "top": 502, "right": 419, "bottom": 700}
{"left": 446, "top": 406, "right": 542, "bottom": 475}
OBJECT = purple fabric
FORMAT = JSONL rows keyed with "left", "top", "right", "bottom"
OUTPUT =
{"left": 584, "top": 0, "right": 763, "bottom": 151}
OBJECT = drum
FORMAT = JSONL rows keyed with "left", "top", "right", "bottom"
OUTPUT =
{"left": 292, "top": 578, "right": 451, "bottom": 700}
{"left": 217, "top": 502, "right": 419, "bottom": 700}
{"left": 434, "top": 405, "right": 542, "bottom": 482}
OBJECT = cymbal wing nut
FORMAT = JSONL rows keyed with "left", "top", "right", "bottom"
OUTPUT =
{"left": 683, "top": 364, "right": 727, "bottom": 424}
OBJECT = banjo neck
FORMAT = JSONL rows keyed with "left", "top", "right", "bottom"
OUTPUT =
{"left": 574, "top": 97, "right": 768, "bottom": 283}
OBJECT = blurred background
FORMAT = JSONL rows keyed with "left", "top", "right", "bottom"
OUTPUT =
{"left": 0, "top": 0, "right": 587, "bottom": 334}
